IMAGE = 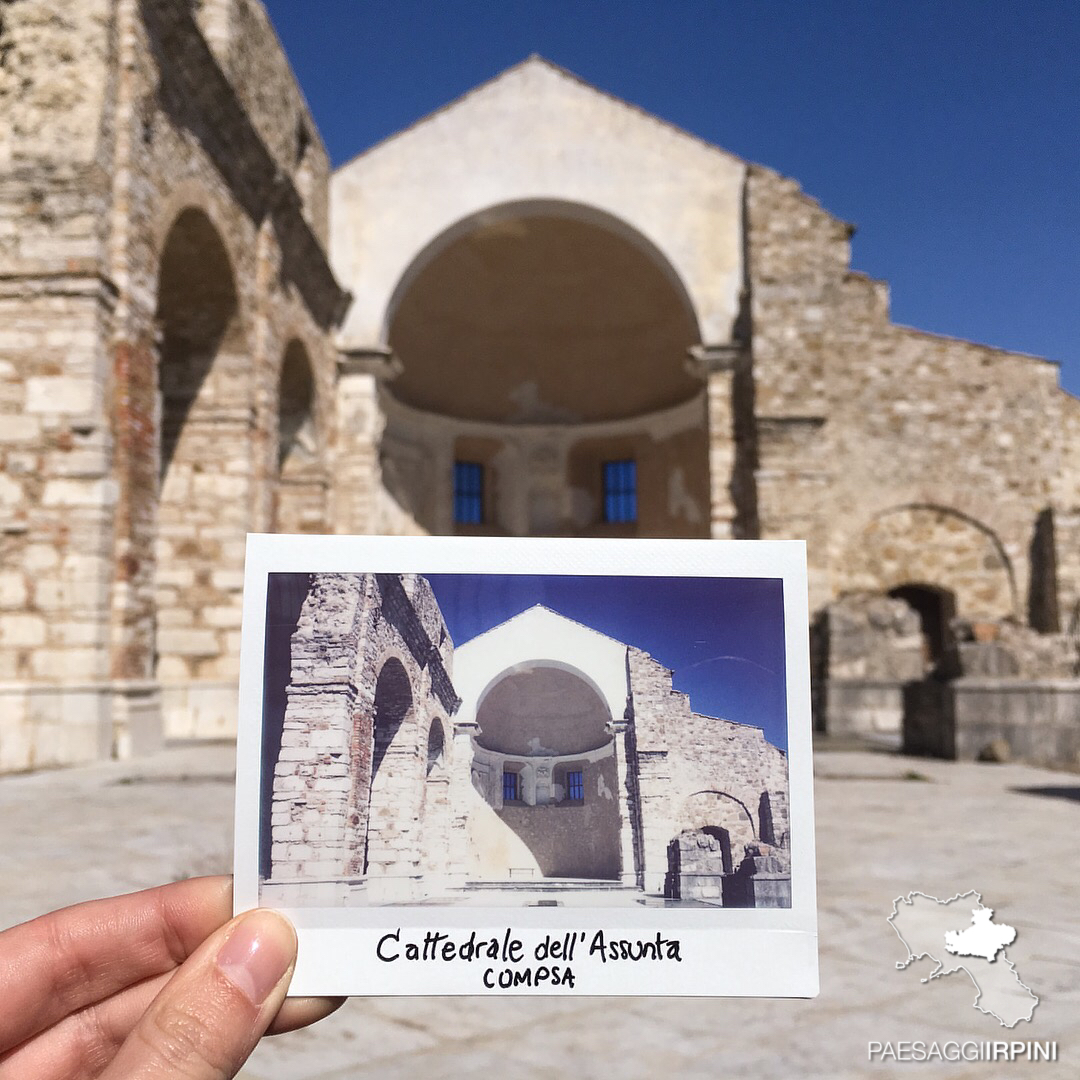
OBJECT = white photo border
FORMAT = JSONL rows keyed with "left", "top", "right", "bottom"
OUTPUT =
{"left": 234, "top": 535, "right": 818, "bottom": 997}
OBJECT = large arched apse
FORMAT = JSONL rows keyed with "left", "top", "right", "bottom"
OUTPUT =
{"left": 154, "top": 208, "right": 251, "bottom": 738}
{"left": 379, "top": 205, "right": 711, "bottom": 538}
{"left": 471, "top": 663, "right": 621, "bottom": 880}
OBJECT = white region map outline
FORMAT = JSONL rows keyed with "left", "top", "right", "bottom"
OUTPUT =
{"left": 888, "top": 890, "right": 1039, "bottom": 1029}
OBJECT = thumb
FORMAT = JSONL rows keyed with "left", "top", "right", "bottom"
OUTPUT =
{"left": 99, "top": 909, "right": 297, "bottom": 1080}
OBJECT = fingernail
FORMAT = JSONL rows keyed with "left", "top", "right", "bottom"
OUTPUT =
{"left": 216, "top": 910, "right": 296, "bottom": 1005}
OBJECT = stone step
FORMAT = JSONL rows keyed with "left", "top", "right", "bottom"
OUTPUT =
{"left": 464, "top": 878, "right": 637, "bottom": 893}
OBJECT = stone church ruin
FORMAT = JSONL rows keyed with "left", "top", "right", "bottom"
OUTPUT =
{"left": 2, "top": 1, "right": 1079, "bottom": 774}
{"left": 260, "top": 573, "right": 790, "bottom": 907}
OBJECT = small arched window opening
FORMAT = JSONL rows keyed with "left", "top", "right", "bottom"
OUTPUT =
{"left": 278, "top": 341, "right": 317, "bottom": 477}
{"left": 426, "top": 719, "right": 445, "bottom": 777}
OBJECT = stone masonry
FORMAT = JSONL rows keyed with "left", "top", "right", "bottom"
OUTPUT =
{"left": 1, "top": 13, "right": 1077, "bottom": 771}
{"left": 265, "top": 573, "right": 457, "bottom": 904}
{"left": 0, "top": 0, "right": 347, "bottom": 772}
{"left": 262, "top": 574, "right": 790, "bottom": 907}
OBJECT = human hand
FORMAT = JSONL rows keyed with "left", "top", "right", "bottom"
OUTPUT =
{"left": 0, "top": 876, "right": 341, "bottom": 1079}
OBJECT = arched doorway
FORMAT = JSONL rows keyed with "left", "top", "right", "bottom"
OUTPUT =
{"left": 154, "top": 207, "right": 250, "bottom": 738}
{"left": 379, "top": 204, "right": 710, "bottom": 538}
{"left": 889, "top": 583, "right": 957, "bottom": 677}
{"left": 471, "top": 663, "right": 621, "bottom": 879}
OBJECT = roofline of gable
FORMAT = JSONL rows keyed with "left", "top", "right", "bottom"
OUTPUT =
{"left": 454, "top": 602, "right": 630, "bottom": 652}
{"left": 333, "top": 53, "right": 747, "bottom": 175}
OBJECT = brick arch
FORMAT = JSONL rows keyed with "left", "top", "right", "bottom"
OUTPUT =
{"left": 343, "top": 640, "right": 414, "bottom": 843}
{"left": 151, "top": 185, "right": 242, "bottom": 274}
{"left": 837, "top": 503, "right": 1018, "bottom": 620}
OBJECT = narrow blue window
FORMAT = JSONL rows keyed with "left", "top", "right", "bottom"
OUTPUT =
{"left": 602, "top": 459, "right": 637, "bottom": 523}
{"left": 503, "top": 770, "right": 519, "bottom": 802}
{"left": 567, "top": 770, "right": 584, "bottom": 801}
{"left": 454, "top": 461, "right": 484, "bottom": 525}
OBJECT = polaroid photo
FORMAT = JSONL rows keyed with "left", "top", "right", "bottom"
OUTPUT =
{"left": 234, "top": 535, "right": 818, "bottom": 997}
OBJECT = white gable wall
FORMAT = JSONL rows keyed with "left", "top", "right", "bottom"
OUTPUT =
{"left": 453, "top": 605, "right": 629, "bottom": 730}
{"left": 332, "top": 58, "right": 746, "bottom": 347}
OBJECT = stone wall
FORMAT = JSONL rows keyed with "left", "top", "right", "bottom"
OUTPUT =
{"left": 5, "top": 28, "right": 1078, "bottom": 778}
{"left": 626, "top": 646, "right": 789, "bottom": 895}
{"left": 264, "top": 577, "right": 789, "bottom": 905}
{"left": 0, "top": 0, "right": 346, "bottom": 770}
{"left": 266, "top": 573, "right": 456, "bottom": 901}
{"left": 744, "top": 164, "right": 1077, "bottom": 627}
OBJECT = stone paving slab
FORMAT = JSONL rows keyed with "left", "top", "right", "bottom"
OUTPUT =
{"left": 1, "top": 743, "right": 1078, "bottom": 1078}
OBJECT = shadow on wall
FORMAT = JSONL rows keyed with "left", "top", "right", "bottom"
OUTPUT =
{"left": 259, "top": 573, "right": 313, "bottom": 878}
{"left": 495, "top": 755, "right": 622, "bottom": 880}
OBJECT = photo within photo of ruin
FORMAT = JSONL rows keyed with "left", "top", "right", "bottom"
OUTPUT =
{"left": 259, "top": 571, "right": 791, "bottom": 908}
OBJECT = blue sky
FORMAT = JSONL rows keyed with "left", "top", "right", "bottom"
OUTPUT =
{"left": 263, "top": 0, "right": 1079, "bottom": 395}
{"left": 426, "top": 574, "right": 789, "bottom": 752}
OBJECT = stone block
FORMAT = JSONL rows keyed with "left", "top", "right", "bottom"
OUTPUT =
{"left": 156, "top": 628, "right": 220, "bottom": 657}
{"left": 25, "top": 377, "right": 98, "bottom": 415}
{"left": 0, "top": 415, "right": 41, "bottom": 443}
{"left": 41, "top": 478, "right": 117, "bottom": 508}
{"left": 0, "top": 474, "right": 23, "bottom": 507}
{"left": 203, "top": 604, "right": 243, "bottom": 628}
{"left": 0, "top": 572, "right": 28, "bottom": 609}
{"left": 0, "top": 613, "right": 47, "bottom": 647}
{"left": 210, "top": 570, "right": 246, "bottom": 591}
{"left": 30, "top": 648, "right": 102, "bottom": 680}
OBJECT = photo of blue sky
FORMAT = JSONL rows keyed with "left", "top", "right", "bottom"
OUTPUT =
{"left": 426, "top": 574, "right": 789, "bottom": 752}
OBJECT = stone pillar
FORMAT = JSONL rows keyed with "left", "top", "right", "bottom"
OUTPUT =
{"left": 268, "top": 574, "right": 368, "bottom": 889}
{"left": 610, "top": 720, "right": 640, "bottom": 887}
{"left": 498, "top": 439, "right": 530, "bottom": 536}
{"left": 332, "top": 348, "right": 398, "bottom": 534}
{"left": 270, "top": 681, "right": 358, "bottom": 884}
{"left": 448, "top": 718, "right": 481, "bottom": 889}
{"left": 635, "top": 752, "right": 674, "bottom": 895}
{"left": 688, "top": 344, "right": 744, "bottom": 540}
{"left": 419, "top": 771, "right": 453, "bottom": 893}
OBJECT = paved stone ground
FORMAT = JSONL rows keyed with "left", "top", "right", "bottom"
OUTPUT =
{"left": 2, "top": 742, "right": 1078, "bottom": 1079}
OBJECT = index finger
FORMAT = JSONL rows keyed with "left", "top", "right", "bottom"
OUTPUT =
{"left": 0, "top": 877, "right": 233, "bottom": 1053}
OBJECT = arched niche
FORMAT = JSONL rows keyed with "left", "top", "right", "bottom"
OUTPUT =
{"left": 274, "top": 340, "right": 325, "bottom": 533}
{"left": 376, "top": 202, "right": 711, "bottom": 539}
{"left": 386, "top": 201, "right": 702, "bottom": 424}
{"left": 475, "top": 664, "right": 612, "bottom": 757}
{"left": 677, "top": 790, "right": 758, "bottom": 867}
{"left": 471, "top": 663, "right": 621, "bottom": 880}
{"left": 425, "top": 716, "right": 446, "bottom": 776}
{"left": 154, "top": 207, "right": 251, "bottom": 737}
